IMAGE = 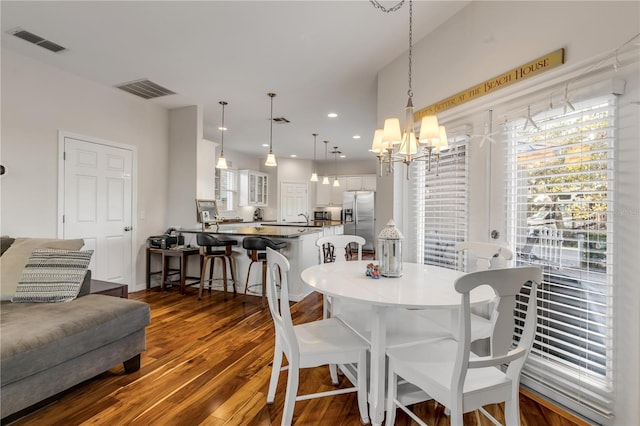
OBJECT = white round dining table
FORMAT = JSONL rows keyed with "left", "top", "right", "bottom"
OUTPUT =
{"left": 300, "top": 261, "right": 495, "bottom": 426}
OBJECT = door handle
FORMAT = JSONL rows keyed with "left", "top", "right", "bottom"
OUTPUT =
{"left": 124, "top": 226, "right": 132, "bottom": 232}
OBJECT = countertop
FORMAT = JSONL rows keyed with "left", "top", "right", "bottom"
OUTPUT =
{"left": 180, "top": 226, "right": 322, "bottom": 238}
{"left": 262, "top": 220, "right": 343, "bottom": 228}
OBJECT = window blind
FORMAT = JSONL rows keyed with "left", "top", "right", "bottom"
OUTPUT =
{"left": 505, "top": 95, "right": 616, "bottom": 422}
{"left": 412, "top": 135, "right": 469, "bottom": 267}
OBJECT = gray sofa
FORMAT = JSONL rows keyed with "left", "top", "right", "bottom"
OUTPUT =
{"left": 0, "top": 237, "right": 151, "bottom": 419}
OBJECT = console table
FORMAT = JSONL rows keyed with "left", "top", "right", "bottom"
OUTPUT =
{"left": 146, "top": 247, "right": 201, "bottom": 294}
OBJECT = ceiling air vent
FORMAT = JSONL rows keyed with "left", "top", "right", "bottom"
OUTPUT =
{"left": 272, "top": 117, "right": 290, "bottom": 124}
{"left": 9, "top": 27, "right": 66, "bottom": 53}
{"left": 115, "top": 79, "right": 176, "bottom": 100}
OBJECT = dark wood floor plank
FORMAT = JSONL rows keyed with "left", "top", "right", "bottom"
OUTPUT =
{"left": 3, "top": 289, "right": 584, "bottom": 426}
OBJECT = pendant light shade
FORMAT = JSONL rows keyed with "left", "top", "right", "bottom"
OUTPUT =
{"left": 310, "top": 133, "right": 318, "bottom": 182}
{"left": 216, "top": 101, "right": 228, "bottom": 169}
{"left": 265, "top": 92, "right": 277, "bottom": 167}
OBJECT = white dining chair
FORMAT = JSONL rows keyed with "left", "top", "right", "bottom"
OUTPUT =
{"left": 415, "top": 241, "right": 514, "bottom": 342}
{"left": 386, "top": 266, "right": 541, "bottom": 426}
{"left": 265, "top": 247, "right": 370, "bottom": 426}
{"left": 315, "top": 235, "right": 367, "bottom": 319}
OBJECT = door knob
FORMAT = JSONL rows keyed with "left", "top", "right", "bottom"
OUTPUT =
{"left": 124, "top": 226, "right": 132, "bottom": 232}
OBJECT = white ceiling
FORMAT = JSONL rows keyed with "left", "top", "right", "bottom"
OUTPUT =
{"left": 1, "top": 1, "right": 468, "bottom": 161}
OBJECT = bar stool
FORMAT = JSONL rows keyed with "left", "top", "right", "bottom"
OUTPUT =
{"left": 197, "top": 233, "right": 238, "bottom": 301}
{"left": 242, "top": 237, "right": 287, "bottom": 308}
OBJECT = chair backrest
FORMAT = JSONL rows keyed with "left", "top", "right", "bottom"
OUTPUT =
{"left": 316, "top": 235, "right": 365, "bottom": 263}
{"left": 265, "top": 247, "right": 298, "bottom": 357}
{"left": 455, "top": 242, "right": 513, "bottom": 272}
{"left": 197, "top": 232, "right": 219, "bottom": 247}
{"left": 451, "top": 266, "right": 541, "bottom": 392}
{"left": 243, "top": 236, "right": 281, "bottom": 251}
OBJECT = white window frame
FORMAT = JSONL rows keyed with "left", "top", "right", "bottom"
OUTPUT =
{"left": 215, "top": 168, "right": 238, "bottom": 212}
{"left": 505, "top": 94, "right": 616, "bottom": 423}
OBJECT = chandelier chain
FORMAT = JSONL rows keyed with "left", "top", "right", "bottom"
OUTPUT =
{"left": 369, "top": 0, "right": 405, "bottom": 13}
{"left": 408, "top": 0, "right": 413, "bottom": 99}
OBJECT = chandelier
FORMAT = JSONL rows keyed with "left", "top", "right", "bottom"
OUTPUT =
{"left": 370, "top": 0, "right": 448, "bottom": 178}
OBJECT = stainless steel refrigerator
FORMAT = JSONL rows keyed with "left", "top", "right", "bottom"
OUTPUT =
{"left": 343, "top": 191, "right": 375, "bottom": 252}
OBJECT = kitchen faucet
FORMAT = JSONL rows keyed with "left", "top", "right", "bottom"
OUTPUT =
{"left": 298, "top": 213, "right": 309, "bottom": 225}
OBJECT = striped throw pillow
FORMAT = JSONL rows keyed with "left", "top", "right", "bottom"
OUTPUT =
{"left": 12, "top": 248, "right": 94, "bottom": 303}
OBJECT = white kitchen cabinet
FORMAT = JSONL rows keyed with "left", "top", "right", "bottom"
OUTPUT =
{"left": 362, "top": 174, "right": 377, "bottom": 191}
{"left": 346, "top": 176, "right": 363, "bottom": 191}
{"left": 239, "top": 170, "right": 268, "bottom": 206}
{"left": 316, "top": 181, "right": 331, "bottom": 206}
{"left": 345, "top": 175, "right": 377, "bottom": 191}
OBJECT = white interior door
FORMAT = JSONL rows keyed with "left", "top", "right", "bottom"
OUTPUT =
{"left": 280, "top": 182, "right": 308, "bottom": 222}
{"left": 62, "top": 136, "right": 133, "bottom": 284}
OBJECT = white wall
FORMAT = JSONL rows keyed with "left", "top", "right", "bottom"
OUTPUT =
{"left": 197, "top": 139, "right": 217, "bottom": 200}
{"left": 377, "top": 1, "right": 639, "bottom": 424}
{"left": 1, "top": 49, "right": 169, "bottom": 290}
{"left": 167, "top": 106, "right": 200, "bottom": 229}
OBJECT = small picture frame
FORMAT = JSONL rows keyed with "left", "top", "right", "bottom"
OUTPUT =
{"left": 195, "top": 199, "right": 218, "bottom": 223}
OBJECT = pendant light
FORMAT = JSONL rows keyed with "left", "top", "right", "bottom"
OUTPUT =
{"left": 310, "top": 133, "right": 318, "bottom": 182}
{"left": 332, "top": 146, "right": 341, "bottom": 187}
{"left": 215, "top": 101, "right": 228, "bottom": 169}
{"left": 264, "top": 92, "right": 277, "bottom": 167}
{"left": 322, "top": 140, "right": 330, "bottom": 185}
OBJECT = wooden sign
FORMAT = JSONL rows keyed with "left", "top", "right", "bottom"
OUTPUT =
{"left": 415, "top": 48, "right": 565, "bottom": 119}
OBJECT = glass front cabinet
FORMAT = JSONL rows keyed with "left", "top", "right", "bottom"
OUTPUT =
{"left": 239, "top": 169, "right": 268, "bottom": 206}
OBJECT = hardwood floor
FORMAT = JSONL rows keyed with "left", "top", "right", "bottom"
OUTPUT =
{"left": 5, "top": 287, "right": 588, "bottom": 425}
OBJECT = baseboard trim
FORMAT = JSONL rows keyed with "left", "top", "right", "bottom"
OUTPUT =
{"left": 520, "top": 387, "right": 592, "bottom": 426}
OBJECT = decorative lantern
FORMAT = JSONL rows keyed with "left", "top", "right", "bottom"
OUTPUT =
{"left": 378, "top": 219, "right": 404, "bottom": 277}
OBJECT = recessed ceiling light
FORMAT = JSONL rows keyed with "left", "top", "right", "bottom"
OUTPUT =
{"left": 340, "top": 154, "right": 346, "bottom": 158}
{"left": 327, "top": 113, "right": 338, "bottom": 118}
{"left": 352, "top": 135, "right": 361, "bottom": 139}
{"left": 290, "top": 154, "right": 297, "bottom": 158}
{"left": 218, "top": 126, "right": 227, "bottom": 131}
{"left": 262, "top": 143, "right": 269, "bottom": 147}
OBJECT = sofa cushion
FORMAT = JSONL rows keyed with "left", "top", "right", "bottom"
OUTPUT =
{"left": 0, "top": 295, "right": 151, "bottom": 386}
{"left": 12, "top": 249, "right": 94, "bottom": 303}
{"left": 0, "top": 238, "right": 84, "bottom": 301}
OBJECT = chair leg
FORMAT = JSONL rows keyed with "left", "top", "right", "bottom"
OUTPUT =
{"left": 282, "top": 359, "right": 299, "bottom": 426}
{"left": 221, "top": 257, "right": 228, "bottom": 301}
{"left": 504, "top": 392, "right": 520, "bottom": 426}
{"left": 261, "top": 260, "right": 267, "bottom": 309}
{"left": 356, "top": 350, "right": 370, "bottom": 425}
{"left": 450, "top": 403, "right": 463, "bottom": 426}
{"left": 386, "top": 363, "right": 398, "bottom": 426}
{"left": 329, "top": 364, "right": 338, "bottom": 385}
{"left": 161, "top": 254, "right": 168, "bottom": 291}
{"left": 267, "top": 340, "right": 283, "bottom": 404}
{"left": 227, "top": 254, "right": 237, "bottom": 294}
{"left": 198, "top": 257, "right": 210, "bottom": 300}
{"left": 209, "top": 258, "right": 214, "bottom": 291}
{"left": 244, "top": 260, "right": 256, "bottom": 295}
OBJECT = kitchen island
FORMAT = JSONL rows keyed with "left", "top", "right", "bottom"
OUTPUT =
{"left": 180, "top": 224, "right": 324, "bottom": 301}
